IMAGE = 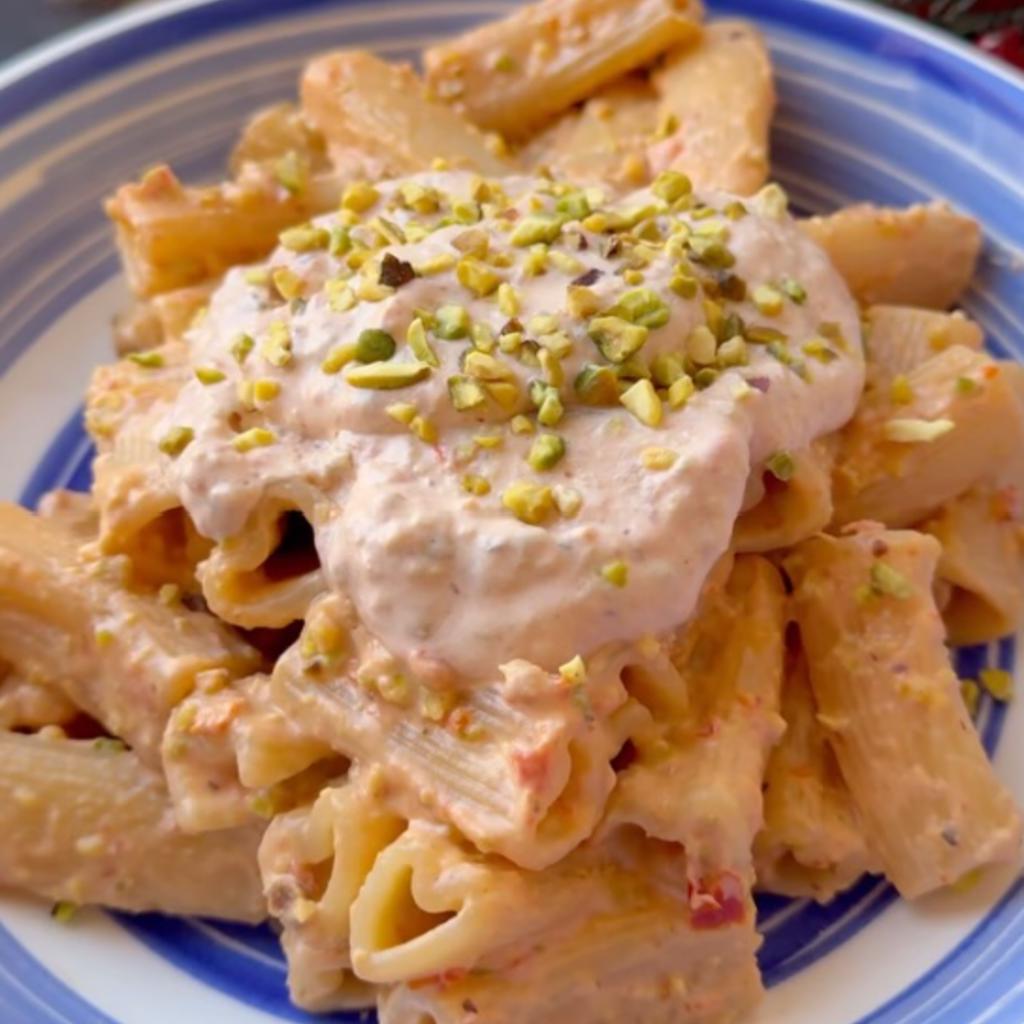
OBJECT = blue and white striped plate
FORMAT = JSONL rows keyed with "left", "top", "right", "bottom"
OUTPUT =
{"left": 0, "top": 1, "right": 1022, "bottom": 1021}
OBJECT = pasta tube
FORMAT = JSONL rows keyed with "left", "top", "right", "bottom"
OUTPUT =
{"left": 786, "top": 526, "right": 1022, "bottom": 898}
{"left": 423, "top": 0, "right": 702, "bottom": 140}
{"left": 801, "top": 202, "right": 981, "bottom": 309}
{"left": 649, "top": 20, "right": 775, "bottom": 195}
{"left": 0, "top": 732, "right": 265, "bottom": 921}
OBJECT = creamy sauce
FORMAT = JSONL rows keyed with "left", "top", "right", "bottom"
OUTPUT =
{"left": 155, "top": 172, "right": 863, "bottom": 680}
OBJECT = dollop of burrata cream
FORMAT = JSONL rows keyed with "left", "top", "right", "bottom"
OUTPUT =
{"left": 155, "top": 171, "right": 863, "bottom": 680}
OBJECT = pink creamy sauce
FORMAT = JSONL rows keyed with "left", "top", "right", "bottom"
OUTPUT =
{"left": 158, "top": 172, "right": 863, "bottom": 680}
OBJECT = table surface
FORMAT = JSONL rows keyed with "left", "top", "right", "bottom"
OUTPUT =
{"left": 1, "top": 1, "right": 1021, "bottom": 68}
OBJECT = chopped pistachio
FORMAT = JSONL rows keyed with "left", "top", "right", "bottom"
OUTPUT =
{"left": 402, "top": 317, "right": 438, "bottom": 368}
{"left": 567, "top": 285, "right": 601, "bottom": 319}
{"left": 668, "top": 374, "right": 695, "bottom": 408}
{"left": 528, "top": 433, "right": 566, "bottom": 471}
{"left": 385, "top": 402, "right": 417, "bottom": 425}
{"left": 687, "top": 235, "right": 734, "bottom": 268}
{"left": 979, "top": 667, "right": 1013, "bottom": 702}
{"left": 498, "top": 330, "right": 523, "bottom": 354}
{"left": 717, "top": 336, "right": 749, "bottom": 367}
{"left": 780, "top": 276, "right": 807, "bottom": 304}
{"left": 355, "top": 277, "right": 394, "bottom": 303}
{"left": 244, "top": 267, "right": 271, "bottom": 287}
{"left": 409, "top": 415, "right": 437, "bottom": 443}
{"left": 230, "top": 333, "right": 254, "bottom": 364}
{"left": 456, "top": 257, "right": 501, "bottom": 297}
{"left": 755, "top": 183, "right": 789, "bottom": 219}
{"left": 588, "top": 316, "right": 648, "bottom": 364}
{"left": 538, "top": 390, "right": 564, "bottom": 427}
{"left": 803, "top": 338, "right": 837, "bottom": 363}
{"left": 485, "top": 380, "right": 520, "bottom": 408}
{"left": 883, "top": 418, "right": 955, "bottom": 443}
{"left": 510, "top": 414, "right": 535, "bottom": 435}
{"left": 474, "top": 432, "right": 503, "bottom": 449}
{"left": 262, "top": 322, "right": 293, "bottom": 367}
{"left": 609, "top": 288, "right": 670, "bottom": 329}
{"left": 157, "top": 583, "right": 181, "bottom": 606}
{"left": 765, "top": 450, "right": 795, "bottom": 482}
{"left": 501, "top": 480, "right": 556, "bottom": 525}
{"left": 280, "top": 224, "right": 329, "bottom": 252}
{"left": 398, "top": 182, "right": 440, "bottom": 214}
{"left": 686, "top": 324, "right": 718, "bottom": 366}
{"left": 448, "top": 375, "right": 487, "bottom": 411}
{"left": 233, "top": 427, "right": 275, "bottom": 452}
{"left": 574, "top": 363, "right": 620, "bottom": 406}
{"left": 615, "top": 354, "right": 650, "bottom": 381}
{"left": 51, "top": 901, "right": 78, "bottom": 924}
{"left": 274, "top": 150, "right": 306, "bottom": 194}
{"left": 620, "top": 379, "right": 662, "bottom": 427}
{"left": 496, "top": 282, "right": 520, "bottom": 318}
{"left": 652, "top": 170, "right": 692, "bottom": 203}
{"left": 471, "top": 323, "right": 495, "bottom": 353}
{"left": 354, "top": 328, "right": 396, "bottom": 364}
{"left": 641, "top": 447, "right": 678, "bottom": 471}
{"left": 555, "top": 192, "right": 592, "bottom": 222}
{"left": 341, "top": 181, "right": 380, "bottom": 213}
{"left": 622, "top": 268, "right": 644, "bottom": 286}
{"left": 194, "top": 366, "right": 225, "bottom": 385}
{"left": 869, "top": 560, "right": 913, "bottom": 599}
{"left": 745, "top": 325, "right": 786, "bottom": 345}
{"left": 549, "top": 250, "right": 584, "bottom": 275}
{"left": 955, "top": 376, "right": 979, "bottom": 395}
{"left": 325, "top": 279, "right": 356, "bottom": 313}
{"left": 650, "top": 352, "right": 686, "bottom": 387}
{"left": 961, "top": 679, "right": 981, "bottom": 717}
{"left": 538, "top": 348, "right": 563, "bottom": 388}
{"left": 452, "top": 198, "right": 482, "bottom": 224}
{"left": 694, "top": 367, "right": 719, "bottom": 389}
{"left": 328, "top": 225, "right": 351, "bottom": 257}
{"left": 461, "top": 474, "right": 491, "bottom": 496}
{"left": 753, "top": 284, "right": 784, "bottom": 317}
{"left": 158, "top": 425, "right": 194, "bottom": 457}
{"left": 271, "top": 267, "right": 304, "bottom": 302}
{"left": 523, "top": 245, "right": 549, "bottom": 276}
{"left": 600, "top": 560, "right": 629, "bottom": 587}
{"left": 890, "top": 375, "right": 915, "bottom": 404}
{"left": 464, "top": 351, "right": 513, "bottom": 381}
{"left": 346, "top": 361, "right": 431, "bottom": 389}
{"left": 128, "top": 349, "right": 164, "bottom": 369}
{"left": 321, "top": 343, "right": 358, "bottom": 374}
{"left": 415, "top": 252, "right": 456, "bottom": 276}
{"left": 553, "top": 485, "right": 582, "bottom": 518}
{"left": 669, "top": 269, "right": 698, "bottom": 299}
{"left": 510, "top": 216, "right": 562, "bottom": 247}
{"left": 818, "top": 321, "right": 849, "bottom": 351}
{"left": 559, "top": 654, "right": 588, "bottom": 684}
{"left": 434, "top": 304, "right": 471, "bottom": 340}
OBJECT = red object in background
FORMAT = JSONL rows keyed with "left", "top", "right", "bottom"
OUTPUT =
{"left": 977, "top": 25, "right": 1024, "bottom": 67}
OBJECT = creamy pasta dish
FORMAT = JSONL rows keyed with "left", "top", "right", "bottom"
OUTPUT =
{"left": 1, "top": 1, "right": 1022, "bottom": 1021}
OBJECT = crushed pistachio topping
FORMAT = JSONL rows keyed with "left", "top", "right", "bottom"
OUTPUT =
{"left": 979, "top": 668, "right": 1013, "bottom": 702}
{"left": 652, "top": 170, "right": 692, "bottom": 203}
{"left": 755, "top": 183, "right": 789, "bottom": 219}
{"left": 717, "top": 336, "right": 748, "bottom": 367}
{"left": 244, "top": 267, "right": 270, "bottom": 287}
{"left": 553, "top": 485, "right": 582, "bottom": 518}
{"left": 280, "top": 224, "right": 329, "bottom": 252}
{"left": 559, "top": 654, "right": 588, "bottom": 684}
{"left": 620, "top": 379, "right": 662, "bottom": 427}
{"left": 600, "top": 560, "right": 629, "bottom": 587}
{"left": 230, "top": 333, "right": 254, "bottom": 364}
{"left": 262, "top": 322, "right": 293, "bottom": 367}
{"left": 51, "top": 901, "right": 78, "bottom": 924}
{"left": 884, "top": 418, "right": 955, "bottom": 443}
{"left": 537, "top": 388, "right": 564, "bottom": 427}
{"left": 415, "top": 252, "right": 456, "bottom": 276}
{"left": 509, "top": 414, "right": 533, "bottom": 435}
{"left": 780, "top": 276, "right": 807, "bottom": 303}
{"left": 194, "top": 366, "right": 225, "bottom": 385}
{"left": 233, "top": 427, "right": 276, "bottom": 452}
{"left": 502, "top": 480, "right": 556, "bottom": 525}
{"left": 434, "top": 304, "right": 471, "bottom": 340}
{"left": 341, "top": 181, "right": 380, "bottom": 213}
{"left": 527, "top": 433, "right": 566, "bottom": 471}
{"left": 456, "top": 257, "right": 502, "bottom": 297}
{"left": 803, "top": 338, "right": 837, "bottom": 363}
{"left": 609, "top": 288, "right": 669, "bottom": 329}
{"left": 890, "top": 375, "right": 914, "bottom": 404}
{"left": 589, "top": 316, "right": 648, "bottom": 364}
{"left": 274, "top": 150, "right": 306, "bottom": 194}
{"left": 961, "top": 679, "right": 981, "bottom": 717}
{"left": 461, "top": 474, "right": 491, "bottom": 496}
{"left": 326, "top": 279, "right": 356, "bottom": 313}
{"left": 385, "top": 402, "right": 417, "bottom": 426}
{"left": 355, "top": 328, "right": 397, "bottom": 363}
{"left": 765, "top": 450, "right": 795, "bottom": 482}
{"left": 157, "top": 583, "right": 181, "bottom": 606}
{"left": 752, "top": 284, "right": 784, "bottom": 317}
{"left": 686, "top": 324, "right": 718, "bottom": 366}
{"left": 511, "top": 216, "right": 562, "bottom": 247}
{"left": 955, "top": 376, "right": 979, "bottom": 396}
{"left": 448, "top": 375, "right": 487, "bottom": 411}
{"left": 869, "top": 561, "right": 913, "bottom": 599}
{"left": 271, "top": 267, "right": 304, "bottom": 302}
{"left": 641, "top": 447, "right": 678, "bottom": 471}
{"left": 321, "top": 344, "right": 357, "bottom": 374}
{"left": 406, "top": 318, "right": 438, "bottom": 367}
{"left": 158, "top": 425, "right": 194, "bottom": 457}
{"left": 128, "top": 349, "right": 164, "bottom": 369}
{"left": 347, "top": 361, "right": 431, "bottom": 390}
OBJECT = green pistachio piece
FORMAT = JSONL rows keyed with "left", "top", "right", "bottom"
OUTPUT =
{"left": 434, "top": 304, "right": 471, "bottom": 340}
{"left": 355, "top": 329, "right": 397, "bottom": 363}
{"left": 574, "top": 364, "right": 620, "bottom": 406}
{"left": 588, "top": 316, "right": 648, "bottom": 364}
{"left": 608, "top": 288, "right": 670, "bottom": 329}
{"left": 527, "top": 433, "right": 566, "bottom": 471}
{"left": 346, "top": 361, "right": 431, "bottom": 389}
{"left": 448, "top": 375, "right": 488, "bottom": 411}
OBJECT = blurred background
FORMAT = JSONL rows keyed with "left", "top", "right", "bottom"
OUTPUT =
{"left": 1, "top": 0, "right": 1022, "bottom": 67}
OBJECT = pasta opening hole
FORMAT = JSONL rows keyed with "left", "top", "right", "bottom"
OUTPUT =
{"left": 611, "top": 739, "right": 637, "bottom": 774}
{"left": 263, "top": 512, "right": 320, "bottom": 583}
{"left": 378, "top": 866, "right": 456, "bottom": 948}
{"left": 132, "top": 507, "right": 212, "bottom": 587}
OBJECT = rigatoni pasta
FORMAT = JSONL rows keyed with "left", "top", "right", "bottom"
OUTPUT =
{"left": 1, "top": 5, "right": 1021, "bottom": 1023}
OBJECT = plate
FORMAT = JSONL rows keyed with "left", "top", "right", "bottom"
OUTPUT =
{"left": 0, "top": 1, "right": 1022, "bottom": 1021}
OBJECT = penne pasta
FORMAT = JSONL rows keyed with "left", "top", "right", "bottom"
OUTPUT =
{"left": 754, "top": 649, "right": 877, "bottom": 903}
{"left": 801, "top": 202, "right": 981, "bottom": 309}
{"left": 0, "top": 731, "right": 266, "bottom": 921}
{"left": 649, "top": 20, "right": 775, "bottom": 195}
{"left": 920, "top": 487, "right": 1024, "bottom": 646}
{"left": 423, "top": 0, "right": 702, "bottom": 141}
{"left": 229, "top": 102, "right": 329, "bottom": 177}
{"left": 300, "top": 52, "right": 512, "bottom": 177}
{"left": 832, "top": 345, "right": 1024, "bottom": 527}
{"left": 786, "top": 526, "right": 1022, "bottom": 898}
{"left": 0, "top": 502, "right": 257, "bottom": 763}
